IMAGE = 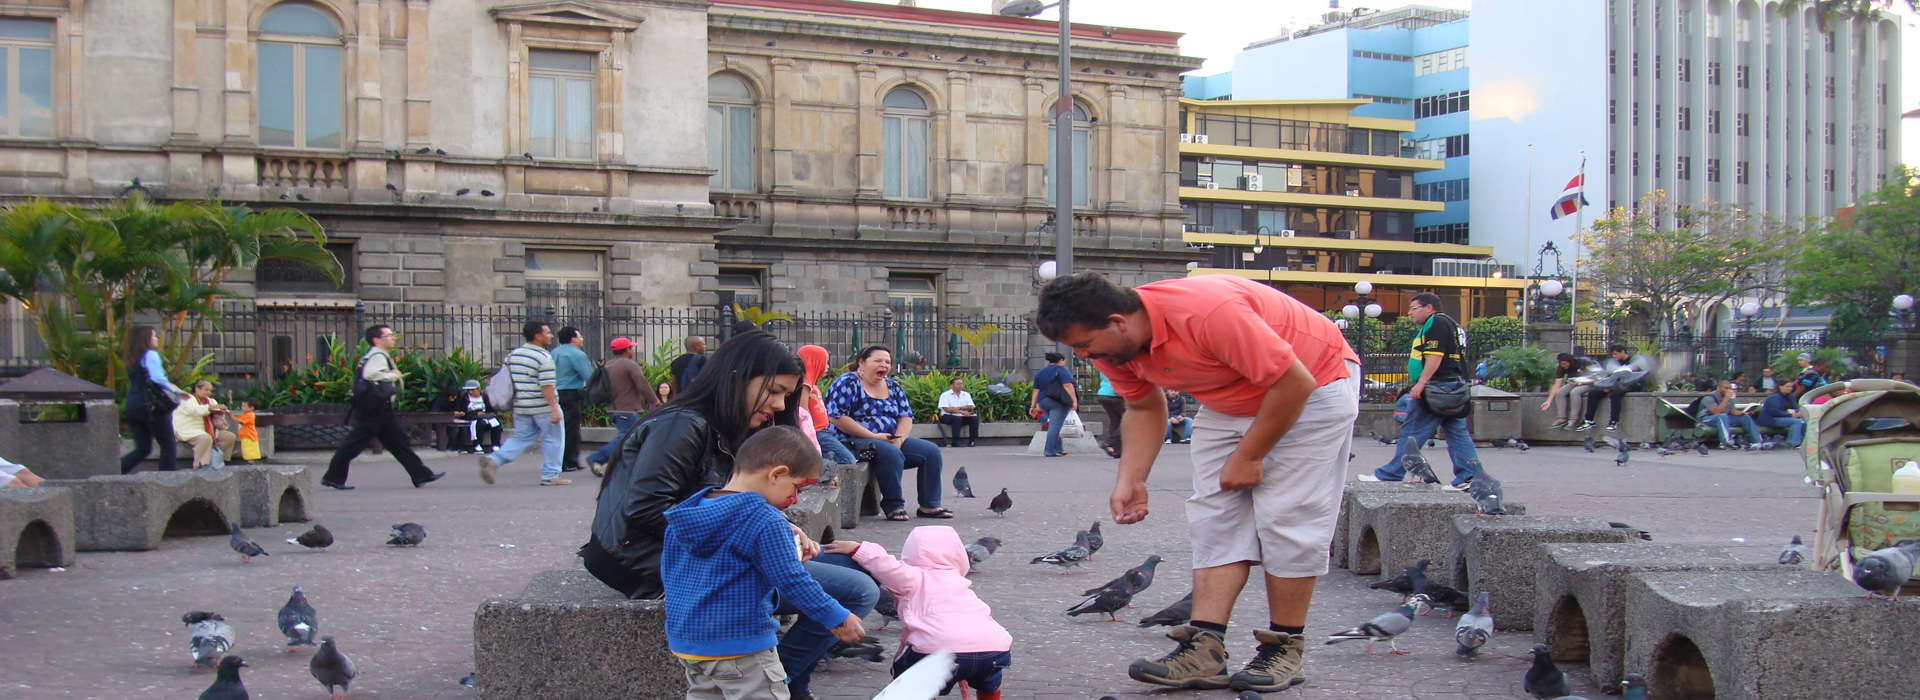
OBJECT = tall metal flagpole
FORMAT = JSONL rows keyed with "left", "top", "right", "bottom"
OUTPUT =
{"left": 1570, "top": 152, "right": 1586, "bottom": 329}
{"left": 1053, "top": 0, "right": 1073, "bottom": 281}
{"left": 1522, "top": 143, "right": 1533, "bottom": 328}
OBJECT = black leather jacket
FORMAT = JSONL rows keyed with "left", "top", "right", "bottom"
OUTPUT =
{"left": 587, "top": 407, "right": 733, "bottom": 598}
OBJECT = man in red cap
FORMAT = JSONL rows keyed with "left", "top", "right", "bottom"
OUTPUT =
{"left": 587, "top": 337, "right": 661, "bottom": 476}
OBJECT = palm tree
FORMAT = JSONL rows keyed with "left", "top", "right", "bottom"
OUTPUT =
{"left": 159, "top": 203, "right": 338, "bottom": 369}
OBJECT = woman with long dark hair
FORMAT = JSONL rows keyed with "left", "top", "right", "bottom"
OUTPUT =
{"left": 825, "top": 345, "right": 948, "bottom": 520}
{"left": 583, "top": 330, "right": 879, "bottom": 698}
{"left": 119, "top": 326, "right": 187, "bottom": 473}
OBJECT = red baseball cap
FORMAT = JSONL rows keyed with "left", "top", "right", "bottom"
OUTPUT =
{"left": 609, "top": 338, "right": 635, "bottom": 352}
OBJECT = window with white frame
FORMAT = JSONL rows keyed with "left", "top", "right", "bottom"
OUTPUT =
{"left": 1413, "top": 47, "right": 1468, "bottom": 76}
{"left": 707, "top": 73, "right": 755, "bottom": 192}
{"left": 882, "top": 88, "right": 931, "bottom": 199}
{"left": 0, "top": 19, "right": 53, "bottom": 139}
{"left": 258, "top": 4, "right": 343, "bottom": 149}
{"left": 1046, "top": 102, "right": 1092, "bottom": 207}
{"left": 524, "top": 249, "right": 604, "bottom": 309}
{"left": 528, "top": 50, "right": 594, "bottom": 161}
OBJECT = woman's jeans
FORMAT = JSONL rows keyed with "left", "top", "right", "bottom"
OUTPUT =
{"left": 1039, "top": 397, "right": 1070, "bottom": 455}
{"left": 1757, "top": 416, "right": 1806, "bottom": 446}
{"left": 816, "top": 430, "right": 856, "bottom": 464}
{"left": 773, "top": 553, "right": 879, "bottom": 694}
{"left": 893, "top": 648, "right": 1012, "bottom": 695}
{"left": 120, "top": 410, "right": 177, "bottom": 474}
{"left": 1552, "top": 384, "right": 1593, "bottom": 420}
{"left": 848, "top": 436, "right": 944, "bottom": 513}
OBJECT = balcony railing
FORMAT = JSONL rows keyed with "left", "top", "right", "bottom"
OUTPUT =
{"left": 886, "top": 206, "right": 938, "bottom": 231}
{"left": 257, "top": 155, "right": 350, "bottom": 189}
{"left": 711, "top": 197, "right": 761, "bottom": 223}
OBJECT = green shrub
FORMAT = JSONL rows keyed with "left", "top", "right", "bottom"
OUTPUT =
{"left": 240, "top": 335, "right": 487, "bottom": 412}
{"left": 1489, "top": 344, "right": 1556, "bottom": 391}
{"left": 1466, "top": 316, "right": 1525, "bottom": 353}
{"left": 1771, "top": 346, "right": 1857, "bottom": 381}
{"left": 815, "top": 370, "right": 1035, "bottom": 424}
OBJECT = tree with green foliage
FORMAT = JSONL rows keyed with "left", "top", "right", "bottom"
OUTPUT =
{"left": 1782, "top": 167, "right": 1920, "bottom": 335}
{"left": 1576, "top": 191, "right": 1799, "bottom": 337}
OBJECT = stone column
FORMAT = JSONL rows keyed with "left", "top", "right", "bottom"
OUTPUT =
{"left": 352, "top": 0, "right": 382, "bottom": 151}
{"left": 1887, "top": 331, "right": 1920, "bottom": 381}
{"left": 854, "top": 62, "right": 880, "bottom": 198}
{"left": 168, "top": 0, "right": 197, "bottom": 143}
{"left": 1527, "top": 322, "right": 1575, "bottom": 354}
{"left": 769, "top": 57, "right": 796, "bottom": 197}
{"left": 944, "top": 71, "right": 971, "bottom": 205}
{"left": 1737, "top": 334, "right": 1771, "bottom": 386}
{"left": 403, "top": 0, "right": 432, "bottom": 149}
{"left": 1021, "top": 77, "right": 1046, "bottom": 208}
{"left": 1103, "top": 83, "right": 1129, "bottom": 213}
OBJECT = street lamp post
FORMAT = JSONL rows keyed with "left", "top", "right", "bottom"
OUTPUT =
{"left": 1001, "top": 0, "right": 1074, "bottom": 282}
{"left": 1340, "top": 280, "right": 1382, "bottom": 369}
{"left": 1738, "top": 301, "right": 1762, "bottom": 336}
{"left": 1894, "top": 294, "right": 1916, "bottom": 332}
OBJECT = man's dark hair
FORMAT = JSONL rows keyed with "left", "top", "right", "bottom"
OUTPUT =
{"left": 364, "top": 324, "right": 391, "bottom": 345}
{"left": 1812, "top": 358, "right": 1830, "bottom": 369}
{"left": 732, "top": 425, "right": 822, "bottom": 480}
{"left": 1410, "top": 292, "right": 1442, "bottom": 310}
{"left": 522, "top": 320, "right": 549, "bottom": 342}
{"left": 557, "top": 326, "right": 580, "bottom": 344}
{"left": 1035, "top": 272, "right": 1143, "bottom": 340}
{"left": 1608, "top": 343, "right": 1630, "bottom": 355}
{"left": 1044, "top": 352, "right": 1065, "bottom": 363}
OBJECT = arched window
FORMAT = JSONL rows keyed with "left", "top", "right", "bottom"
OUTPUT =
{"left": 257, "top": 3, "right": 343, "bottom": 149}
{"left": 881, "top": 87, "right": 930, "bottom": 200}
{"left": 708, "top": 73, "right": 755, "bottom": 192}
{"left": 1046, "top": 102, "right": 1091, "bottom": 207}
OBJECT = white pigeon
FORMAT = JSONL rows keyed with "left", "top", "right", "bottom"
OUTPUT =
{"left": 182, "top": 612, "right": 234, "bottom": 668}
{"left": 1325, "top": 602, "right": 1417, "bottom": 654}
{"left": 872, "top": 650, "right": 955, "bottom": 700}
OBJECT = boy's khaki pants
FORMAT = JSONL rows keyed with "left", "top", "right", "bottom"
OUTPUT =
{"left": 682, "top": 648, "right": 788, "bottom": 700}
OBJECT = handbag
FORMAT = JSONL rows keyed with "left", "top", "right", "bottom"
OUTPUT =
{"left": 135, "top": 361, "right": 179, "bottom": 417}
{"left": 1421, "top": 381, "right": 1473, "bottom": 419}
{"left": 351, "top": 353, "right": 399, "bottom": 417}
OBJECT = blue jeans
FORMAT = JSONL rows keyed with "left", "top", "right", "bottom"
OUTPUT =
{"left": 817, "top": 429, "right": 856, "bottom": 465}
{"left": 773, "top": 553, "right": 879, "bottom": 694}
{"left": 492, "top": 411, "right": 565, "bottom": 479}
{"left": 849, "top": 436, "right": 944, "bottom": 513}
{"left": 1166, "top": 417, "right": 1193, "bottom": 442}
{"left": 1039, "top": 397, "right": 1070, "bottom": 455}
{"left": 1758, "top": 416, "right": 1805, "bottom": 447}
{"left": 1702, "top": 413, "right": 1763, "bottom": 446}
{"left": 586, "top": 411, "right": 641, "bottom": 466}
{"left": 893, "top": 648, "right": 1012, "bottom": 695}
{"left": 1375, "top": 381, "right": 1480, "bottom": 486}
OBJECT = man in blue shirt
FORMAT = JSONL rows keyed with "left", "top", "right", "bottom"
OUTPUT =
{"left": 552, "top": 326, "right": 594, "bottom": 473}
{"left": 1756, "top": 381, "right": 1805, "bottom": 447}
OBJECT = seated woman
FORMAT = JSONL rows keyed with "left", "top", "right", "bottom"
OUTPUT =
{"left": 1, "top": 456, "right": 44, "bottom": 488}
{"left": 172, "top": 380, "right": 236, "bottom": 468}
{"left": 582, "top": 330, "right": 879, "bottom": 700}
{"left": 826, "top": 346, "right": 949, "bottom": 521}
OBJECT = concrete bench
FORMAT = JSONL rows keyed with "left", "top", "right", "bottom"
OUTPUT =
{"left": 220, "top": 464, "right": 314, "bottom": 528}
{"left": 580, "top": 421, "right": 1063, "bottom": 447}
{"left": 1622, "top": 569, "right": 1919, "bottom": 699}
{"left": 0, "top": 486, "right": 76, "bottom": 578}
{"left": 1533, "top": 542, "right": 1771, "bottom": 690}
{"left": 1346, "top": 487, "right": 1525, "bottom": 583}
{"left": 1332, "top": 481, "right": 1410, "bottom": 570}
{"left": 473, "top": 568, "right": 684, "bottom": 700}
{"left": 45, "top": 470, "right": 243, "bottom": 552}
{"left": 835, "top": 461, "right": 871, "bottom": 530}
{"left": 1450, "top": 515, "right": 1637, "bottom": 631}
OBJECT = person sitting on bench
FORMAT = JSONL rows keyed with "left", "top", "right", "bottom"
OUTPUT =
{"left": 936, "top": 377, "right": 980, "bottom": 448}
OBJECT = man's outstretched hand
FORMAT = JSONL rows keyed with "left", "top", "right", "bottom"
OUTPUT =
{"left": 1111, "top": 479, "right": 1150, "bottom": 524}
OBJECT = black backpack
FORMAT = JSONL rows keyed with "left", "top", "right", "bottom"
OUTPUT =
{"left": 584, "top": 363, "right": 612, "bottom": 405}
{"left": 350, "top": 352, "right": 398, "bottom": 417}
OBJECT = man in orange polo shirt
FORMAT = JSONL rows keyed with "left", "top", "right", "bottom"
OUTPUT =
{"left": 1038, "top": 271, "right": 1360, "bottom": 693}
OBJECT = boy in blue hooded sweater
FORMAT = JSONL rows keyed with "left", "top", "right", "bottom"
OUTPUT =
{"left": 663, "top": 426, "right": 865, "bottom": 700}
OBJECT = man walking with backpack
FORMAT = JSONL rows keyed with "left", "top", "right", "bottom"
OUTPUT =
{"left": 320, "top": 325, "right": 445, "bottom": 490}
{"left": 586, "top": 337, "right": 659, "bottom": 476}
{"left": 552, "top": 326, "right": 593, "bottom": 473}
{"left": 479, "top": 321, "right": 567, "bottom": 485}
{"left": 1364, "top": 293, "right": 1481, "bottom": 488}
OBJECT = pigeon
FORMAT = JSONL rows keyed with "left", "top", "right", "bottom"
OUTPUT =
{"left": 1657, "top": 446, "right": 1676, "bottom": 457}
{"left": 1608, "top": 522, "right": 1653, "bottom": 541}
{"left": 277, "top": 586, "right": 317, "bottom": 649}
{"left": 1606, "top": 436, "right": 1630, "bottom": 453}
{"left": 1405, "top": 592, "right": 1434, "bottom": 617}
{"left": 1411, "top": 571, "right": 1472, "bottom": 618}
{"left": 1371, "top": 430, "right": 1396, "bottom": 445}
{"left": 460, "top": 674, "right": 475, "bottom": 687}
{"left": 295, "top": 194, "right": 311, "bottom": 201}
{"left": 310, "top": 635, "right": 357, "bottom": 700}
{"left": 387, "top": 522, "right": 427, "bottom": 546}
{"left": 988, "top": 488, "right": 1012, "bottom": 516}
{"left": 952, "top": 467, "right": 975, "bottom": 498}
{"left": 872, "top": 650, "right": 954, "bottom": 700}
{"left": 1851, "top": 538, "right": 1920, "bottom": 600}
{"left": 828, "top": 637, "right": 885, "bottom": 663}
{"left": 873, "top": 587, "right": 899, "bottom": 629}
{"left": 964, "top": 537, "right": 1001, "bottom": 568}
{"left": 1583, "top": 436, "right": 1595, "bottom": 453}
{"left": 1084, "top": 555, "right": 1162, "bottom": 597}
{"left": 228, "top": 522, "right": 268, "bottom": 563}
{"left": 1621, "top": 673, "right": 1648, "bottom": 700}
{"left": 1469, "top": 473, "right": 1508, "bottom": 517}
{"left": 480, "top": 190, "right": 495, "bottom": 197}
{"left": 198, "top": 656, "right": 249, "bottom": 700}
{"left": 1402, "top": 454, "right": 1440, "bottom": 485}
{"left": 1453, "top": 591, "right": 1493, "bottom": 657}
{"left": 1137, "top": 591, "right": 1193, "bottom": 627}
{"left": 1369, "top": 559, "right": 1430, "bottom": 596}
{"left": 1695, "top": 441, "right": 1711, "bottom": 456}
{"left": 287, "top": 524, "right": 333, "bottom": 551}
{"left": 1066, "top": 584, "right": 1134, "bottom": 621}
{"left": 1236, "top": 693, "right": 1260, "bottom": 700}
{"left": 1083, "top": 522, "right": 1104, "bottom": 560}
{"left": 1030, "top": 531, "right": 1091, "bottom": 572}
{"left": 1615, "top": 450, "right": 1630, "bottom": 466}
{"left": 183, "top": 612, "right": 234, "bottom": 668}
{"left": 1324, "top": 602, "right": 1416, "bottom": 654}
{"left": 1515, "top": 439, "right": 1530, "bottom": 451}
{"left": 1524, "top": 643, "right": 1573, "bottom": 699}
{"left": 1779, "top": 535, "right": 1808, "bottom": 566}
{"left": 455, "top": 188, "right": 470, "bottom": 196}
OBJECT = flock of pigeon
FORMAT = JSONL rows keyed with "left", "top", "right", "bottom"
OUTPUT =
{"left": 189, "top": 521, "right": 428, "bottom": 699}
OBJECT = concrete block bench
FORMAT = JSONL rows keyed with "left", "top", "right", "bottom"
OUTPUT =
{"left": 218, "top": 464, "right": 314, "bottom": 528}
{"left": 1346, "top": 488, "right": 1525, "bottom": 583}
{"left": 1024, "top": 427, "right": 1105, "bottom": 455}
{"left": 473, "top": 568, "right": 684, "bottom": 700}
{"left": 835, "top": 461, "right": 870, "bottom": 530}
{"left": 1451, "top": 515, "right": 1637, "bottom": 631}
{"left": 45, "top": 470, "right": 243, "bottom": 551}
{"left": 1534, "top": 542, "right": 1772, "bottom": 690}
{"left": 0, "top": 486, "right": 76, "bottom": 578}
{"left": 1332, "top": 481, "right": 1410, "bottom": 570}
{"left": 1621, "top": 568, "right": 1919, "bottom": 699}
{"left": 784, "top": 469, "right": 847, "bottom": 545}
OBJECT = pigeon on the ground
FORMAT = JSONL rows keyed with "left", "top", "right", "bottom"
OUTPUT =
{"left": 1695, "top": 441, "right": 1711, "bottom": 456}
{"left": 1324, "top": 602, "right": 1416, "bottom": 654}
{"left": 964, "top": 537, "right": 1001, "bottom": 568}
{"left": 1608, "top": 522, "right": 1653, "bottom": 541}
{"left": 1371, "top": 430, "right": 1395, "bottom": 445}
{"left": 387, "top": 522, "right": 426, "bottom": 546}
{"left": 228, "top": 522, "right": 268, "bottom": 563}
{"left": 1469, "top": 473, "right": 1508, "bottom": 517}
{"left": 277, "top": 586, "right": 317, "bottom": 649}
{"left": 1030, "top": 531, "right": 1092, "bottom": 572}
{"left": 1615, "top": 450, "right": 1630, "bottom": 466}
{"left": 1411, "top": 571, "right": 1472, "bottom": 618}
{"left": 310, "top": 635, "right": 357, "bottom": 700}
{"left": 287, "top": 524, "right": 333, "bottom": 551}
{"left": 1524, "top": 643, "right": 1573, "bottom": 699}
{"left": 827, "top": 638, "right": 885, "bottom": 663}
{"left": 1138, "top": 591, "right": 1193, "bottom": 627}
{"left": 872, "top": 650, "right": 954, "bottom": 700}
{"left": 1402, "top": 454, "right": 1440, "bottom": 485}
{"left": 1583, "top": 436, "right": 1595, "bottom": 453}
{"left": 952, "top": 467, "right": 974, "bottom": 498}
{"left": 1851, "top": 539, "right": 1920, "bottom": 600}
{"left": 1607, "top": 436, "right": 1630, "bottom": 453}
{"left": 1779, "top": 535, "right": 1808, "bottom": 566}
{"left": 1082, "top": 521, "right": 1104, "bottom": 560}
{"left": 1405, "top": 593, "right": 1434, "bottom": 617}
{"left": 1656, "top": 446, "right": 1676, "bottom": 457}
{"left": 1514, "top": 439, "right": 1530, "bottom": 451}
{"left": 459, "top": 674, "right": 475, "bottom": 687}
{"left": 1123, "top": 554, "right": 1163, "bottom": 593}
{"left": 874, "top": 587, "right": 899, "bottom": 629}
{"left": 1066, "top": 584, "right": 1133, "bottom": 621}
{"left": 1083, "top": 555, "right": 1163, "bottom": 599}
{"left": 198, "top": 656, "right": 249, "bottom": 700}
{"left": 987, "top": 488, "right": 1012, "bottom": 517}
{"left": 1620, "top": 673, "right": 1648, "bottom": 699}
{"left": 183, "top": 612, "right": 234, "bottom": 668}
{"left": 1370, "top": 559, "right": 1430, "bottom": 596}
{"left": 1453, "top": 591, "right": 1492, "bottom": 657}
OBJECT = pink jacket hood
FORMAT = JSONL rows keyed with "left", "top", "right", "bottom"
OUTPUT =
{"left": 852, "top": 526, "right": 1011, "bottom": 655}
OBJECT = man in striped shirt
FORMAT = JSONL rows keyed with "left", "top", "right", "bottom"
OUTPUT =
{"left": 479, "top": 321, "right": 569, "bottom": 485}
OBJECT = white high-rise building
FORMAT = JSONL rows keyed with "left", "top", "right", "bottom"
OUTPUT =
{"left": 1472, "top": 0, "right": 1906, "bottom": 267}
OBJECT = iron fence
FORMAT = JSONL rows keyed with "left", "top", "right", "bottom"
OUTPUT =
{"left": 1568, "top": 331, "right": 1887, "bottom": 383}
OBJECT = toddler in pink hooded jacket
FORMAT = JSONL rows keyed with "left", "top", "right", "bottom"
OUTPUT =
{"left": 830, "top": 526, "right": 1012, "bottom": 699}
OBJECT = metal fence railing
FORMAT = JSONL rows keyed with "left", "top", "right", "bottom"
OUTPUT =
{"left": 1568, "top": 331, "right": 1887, "bottom": 382}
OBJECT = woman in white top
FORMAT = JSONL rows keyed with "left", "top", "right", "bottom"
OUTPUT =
{"left": 936, "top": 377, "right": 980, "bottom": 448}
{"left": 1, "top": 455, "right": 44, "bottom": 488}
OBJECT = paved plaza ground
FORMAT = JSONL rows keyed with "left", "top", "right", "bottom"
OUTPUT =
{"left": 0, "top": 438, "right": 1816, "bottom": 699}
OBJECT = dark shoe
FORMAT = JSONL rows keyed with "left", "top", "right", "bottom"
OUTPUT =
{"left": 561, "top": 464, "right": 583, "bottom": 472}
{"left": 966, "top": 440, "right": 976, "bottom": 447}
{"left": 320, "top": 480, "right": 355, "bottom": 490}
{"left": 1129, "top": 625, "right": 1230, "bottom": 689}
{"left": 414, "top": 472, "right": 446, "bottom": 488}
{"left": 1229, "top": 629, "right": 1307, "bottom": 692}
{"left": 790, "top": 692, "right": 818, "bottom": 700}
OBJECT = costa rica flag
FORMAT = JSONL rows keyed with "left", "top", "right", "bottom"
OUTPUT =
{"left": 1549, "top": 173, "right": 1589, "bottom": 220}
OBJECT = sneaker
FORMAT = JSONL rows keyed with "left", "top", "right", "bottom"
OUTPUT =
{"left": 477, "top": 454, "right": 497, "bottom": 485}
{"left": 1355, "top": 474, "right": 1383, "bottom": 482}
{"left": 1548, "top": 419, "right": 1568, "bottom": 430}
{"left": 540, "top": 477, "right": 573, "bottom": 486}
{"left": 1444, "top": 476, "right": 1472, "bottom": 492}
{"left": 1606, "top": 422, "right": 1619, "bottom": 431}
{"left": 1573, "top": 421, "right": 1595, "bottom": 432}
{"left": 1129, "top": 625, "right": 1230, "bottom": 689}
{"left": 588, "top": 458, "right": 606, "bottom": 478}
{"left": 1229, "top": 629, "right": 1307, "bottom": 692}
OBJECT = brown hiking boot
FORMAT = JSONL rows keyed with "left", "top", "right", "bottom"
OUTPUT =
{"left": 1229, "top": 629, "right": 1307, "bottom": 692}
{"left": 1128, "top": 625, "right": 1230, "bottom": 689}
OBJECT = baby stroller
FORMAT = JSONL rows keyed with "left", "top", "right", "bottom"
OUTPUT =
{"left": 1801, "top": 379, "right": 1920, "bottom": 583}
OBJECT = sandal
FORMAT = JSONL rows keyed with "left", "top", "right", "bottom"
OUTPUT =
{"left": 1098, "top": 439, "right": 1123, "bottom": 459}
{"left": 915, "top": 508, "right": 954, "bottom": 519}
{"left": 885, "top": 510, "right": 911, "bottom": 521}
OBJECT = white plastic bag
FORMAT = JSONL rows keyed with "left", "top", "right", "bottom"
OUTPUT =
{"left": 1061, "top": 410, "right": 1086, "bottom": 438}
